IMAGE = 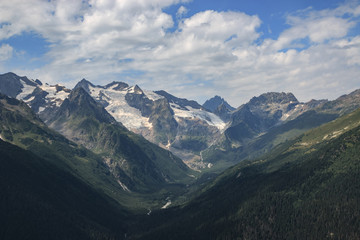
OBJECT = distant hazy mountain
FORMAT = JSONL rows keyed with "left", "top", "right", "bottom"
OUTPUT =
{"left": 203, "top": 95, "right": 235, "bottom": 112}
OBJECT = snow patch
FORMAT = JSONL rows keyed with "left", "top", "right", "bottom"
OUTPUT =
{"left": 40, "top": 85, "right": 69, "bottom": 101}
{"left": 281, "top": 113, "right": 290, "bottom": 121}
{"left": 171, "top": 104, "right": 226, "bottom": 130}
{"left": 117, "top": 180, "right": 131, "bottom": 192}
{"left": 161, "top": 200, "right": 172, "bottom": 209}
{"left": 128, "top": 86, "right": 136, "bottom": 93}
{"left": 25, "top": 96, "right": 35, "bottom": 102}
{"left": 16, "top": 80, "right": 36, "bottom": 100}
{"left": 40, "top": 84, "right": 70, "bottom": 107}
{"left": 143, "top": 90, "right": 164, "bottom": 101}
{"left": 38, "top": 107, "right": 45, "bottom": 113}
{"left": 88, "top": 85, "right": 152, "bottom": 130}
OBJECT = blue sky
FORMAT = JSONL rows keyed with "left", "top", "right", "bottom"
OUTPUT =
{"left": 166, "top": 0, "right": 345, "bottom": 38}
{"left": 0, "top": 0, "right": 359, "bottom": 106}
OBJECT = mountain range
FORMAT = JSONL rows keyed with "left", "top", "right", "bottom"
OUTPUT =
{"left": 2, "top": 72, "right": 360, "bottom": 172}
{"left": 202, "top": 89, "right": 360, "bottom": 172}
{"left": 0, "top": 71, "right": 359, "bottom": 239}
{"left": 0, "top": 73, "right": 226, "bottom": 169}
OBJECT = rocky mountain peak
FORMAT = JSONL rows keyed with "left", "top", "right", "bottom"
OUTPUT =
{"left": 203, "top": 95, "right": 235, "bottom": 112}
{"left": 213, "top": 103, "right": 233, "bottom": 122}
{"left": 105, "top": 81, "right": 129, "bottom": 90}
{"left": 132, "top": 85, "right": 144, "bottom": 95}
{"left": 68, "top": 86, "right": 91, "bottom": 101}
{"left": 155, "top": 90, "right": 204, "bottom": 110}
{"left": 0, "top": 72, "right": 38, "bottom": 98}
{"left": 74, "top": 78, "right": 95, "bottom": 93}
{"left": 306, "top": 99, "right": 328, "bottom": 108}
{"left": 319, "top": 88, "right": 360, "bottom": 116}
{"left": 53, "top": 87, "right": 116, "bottom": 125}
{"left": 249, "top": 92, "right": 298, "bottom": 107}
{"left": 35, "top": 79, "right": 42, "bottom": 85}
{"left": 55, "top": 84, "right": 71, "bottom": 93}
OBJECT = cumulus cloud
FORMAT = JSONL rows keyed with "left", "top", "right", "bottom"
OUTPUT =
{"left": 0, "top": 0, "right": 359, "bottom": 106}
{"left": 267, "top": 6, "right": 356, "bottom": 51}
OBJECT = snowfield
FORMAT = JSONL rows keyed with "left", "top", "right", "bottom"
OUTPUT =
{"left": 16, "top": 80, "right": 36, "bottom": 100}
{"left": 88, "top": 84, "right": 153, "bottom": 130}
{"left": 171, "top": 104, "right": 226, "bottom": 130}
{"left": 14, "top": 78, "right": 226, "bottom": 137}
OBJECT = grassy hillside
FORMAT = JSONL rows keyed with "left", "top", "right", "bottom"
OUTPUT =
{"left": 132, "top": 108, "right": 360, "bottom": 239}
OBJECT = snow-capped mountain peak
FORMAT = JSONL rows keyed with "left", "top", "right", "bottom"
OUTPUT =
{"left": 0, "top": 72, "right": 226, "bottom": 169}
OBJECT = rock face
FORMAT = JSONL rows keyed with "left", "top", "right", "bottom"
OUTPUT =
{"left": 224, "top": 91, "right": 346, "bottom": 145}
{"left": 49, "top": 87, "right": 116, "bottom": 131}
{"left": 203, "top": 95, "right": 235, "bottom": 112}
{"left": 0, "top": 72, "right": 38, "bottom": 98}
{"left": 0, "top": 72, "right": 71, "bottom": 123}
{"left": 203, "top": 95, "right": 235, "bottom": 122}
{"left": 155, "top": 90, "right": 204, "bottom": 110}
{"left": 225, "top": 92, "right": 300, "bottom": 146}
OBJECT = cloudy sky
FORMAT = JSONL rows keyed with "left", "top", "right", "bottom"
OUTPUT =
{"left": 0, "top": 0, "right": 359, "bottom": 107}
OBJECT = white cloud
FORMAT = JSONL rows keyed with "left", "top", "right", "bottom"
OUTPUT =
{"left": 0, "top": 44, "right": 13, "bottom": 61}
{"left": 0, "top": 0, "right": 359, "bottom": 106}
{"left": 267, "top": 6, "right": 356, "bottom": 51}
{"left": 176, "top": 6, "right": 188, "bottom": 19}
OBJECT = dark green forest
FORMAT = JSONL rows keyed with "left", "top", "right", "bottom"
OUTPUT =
{"left": 131, "top": 123, "right": 360, "bottom": 239}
